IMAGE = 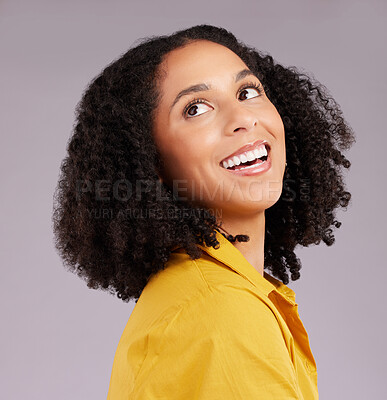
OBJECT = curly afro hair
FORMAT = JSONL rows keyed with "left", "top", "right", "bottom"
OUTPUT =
{"left": 52, "top": 24, "right": 356, "bottom": 303}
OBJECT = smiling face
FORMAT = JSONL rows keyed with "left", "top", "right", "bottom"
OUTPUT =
{"left": 152, "top": 40, "right": 286, "bottom": 218}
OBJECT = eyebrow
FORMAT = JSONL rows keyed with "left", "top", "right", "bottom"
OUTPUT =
{"left": 169, "top": 68, "right": 257, "bottom": 113}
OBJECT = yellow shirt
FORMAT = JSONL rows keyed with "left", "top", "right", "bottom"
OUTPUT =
{"left": 107, "top": 230, "right": 318, "bottom": 399}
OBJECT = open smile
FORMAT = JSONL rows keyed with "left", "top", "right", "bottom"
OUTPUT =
{"left": 219, "top": 139, "right": 272, "bottom": 176}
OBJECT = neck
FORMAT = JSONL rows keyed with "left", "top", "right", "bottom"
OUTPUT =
{"left": 217, "top": 211, "right": 266, "bottom": 276}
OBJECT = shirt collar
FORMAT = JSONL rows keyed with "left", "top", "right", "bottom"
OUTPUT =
{"left": 194, "top": 229, "right": 296, "bottom": 305}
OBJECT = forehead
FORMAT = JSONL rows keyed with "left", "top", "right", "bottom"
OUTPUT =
{"left": 157, "top": 40, "right": 248, "bottom": 90}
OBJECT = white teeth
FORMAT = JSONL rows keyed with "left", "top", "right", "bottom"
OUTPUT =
{"left": 240, "top": 154, "right": 248, "bottom": 163}
{"left": 233, "top": 156, "right": 241, "bottom": 165}
{"left": 221, "top": 143, "right": 269, "bottom": 169}
{"left": 246, "top": 151, "right": 255, "bottom": 161}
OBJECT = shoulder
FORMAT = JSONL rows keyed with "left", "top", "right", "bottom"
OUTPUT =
{"left": 160, "top": 277, "right": 285, "bottom": 348}
{"left": 109, "top": 250, "right": 301, "bottom": 399}
{"left": 129, "top": 248, "right": 283, "bottom": 345}
{"left": 136, "top": 274, "right": 293, "bottom": 390}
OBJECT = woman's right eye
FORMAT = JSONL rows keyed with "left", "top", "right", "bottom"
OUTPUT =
{"left": 183, "top": 99, "right": 212, "bottom": 118}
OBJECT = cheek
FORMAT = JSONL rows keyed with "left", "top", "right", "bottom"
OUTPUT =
{"left": 265, "top": 105, "right": 284, "bottom": 135}
{"left": 159, "top": 136, "right": 204, "bottom": 182}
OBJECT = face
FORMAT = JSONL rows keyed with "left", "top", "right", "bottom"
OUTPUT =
{"left": 152, "top": 40, "right": 286, "bottom": 218}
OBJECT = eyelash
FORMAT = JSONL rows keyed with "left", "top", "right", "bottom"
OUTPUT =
{"left": 183, "top": 81, "right": 264, "bottom": 118}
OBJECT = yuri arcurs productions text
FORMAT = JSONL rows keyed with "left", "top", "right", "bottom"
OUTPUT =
{"left": 80, "top": 207, "right": 223, "bottom": 221}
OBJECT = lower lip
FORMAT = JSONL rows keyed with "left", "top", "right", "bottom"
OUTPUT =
{"left": 222, "top": 153, "right": 272, "bottom": 176}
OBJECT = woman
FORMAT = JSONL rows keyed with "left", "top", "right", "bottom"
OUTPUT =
{"left": 52, "top": 24, "right": 355, "bottom": 399}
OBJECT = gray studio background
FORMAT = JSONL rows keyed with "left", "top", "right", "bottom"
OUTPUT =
{"left": 1, "top": 0, "right": 385, "bottom": 399}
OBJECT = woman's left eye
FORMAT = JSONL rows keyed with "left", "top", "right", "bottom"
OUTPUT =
{"left": 238, "top": 82, "right": 264, "bottom": 100}
{"left": 238, "top": 86, "right": 261, "bottom": 100}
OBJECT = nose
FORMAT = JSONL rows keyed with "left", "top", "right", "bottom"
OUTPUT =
{"left": 223, "top": 102, "right": 258, "bottom": 136}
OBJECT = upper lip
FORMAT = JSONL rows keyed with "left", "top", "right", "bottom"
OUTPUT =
{"left": 220, "top": 139, "right": 271, "bottom": 163}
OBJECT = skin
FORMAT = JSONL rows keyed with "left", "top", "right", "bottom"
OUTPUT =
{"left": 152, "top": 40, "right": 286, "bottom": 276}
